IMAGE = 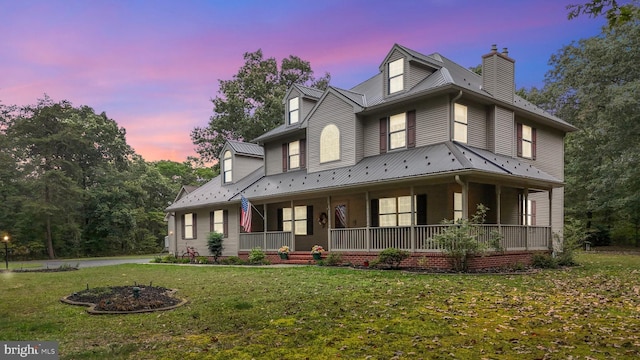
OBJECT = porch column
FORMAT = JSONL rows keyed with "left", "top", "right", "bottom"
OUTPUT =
{"left": 327, "top": 196, "right": 331, "bottom": 251}
{"left": 496, "top": 185, "right": 502, "bottom": 244}
{"left": 455, "top": 175, "right": 469, "bottom": 219}
{"left": 524, "top": 188, "right": 529, "bottom": 250}
{"left": 290, "top": 200, "right": 295, "bottom": 252}
{"left": 548, "top": 188, "right": 554, "bottom": 252}
{"left": 410, "top": 186, "right": 415, "bottom": 252}
{"left": 263, "top": 204, "right": 267, "bottom": 250}
{"left": 365, "top": 191, "right": 371, "bottom": 252}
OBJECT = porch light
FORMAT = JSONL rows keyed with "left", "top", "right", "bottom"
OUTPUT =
{"left": 2, "top": 234, "right": 9, "bottom": 270}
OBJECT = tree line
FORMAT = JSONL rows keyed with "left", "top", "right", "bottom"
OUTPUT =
{"left": 0, "top": 97, "right": 214, "bottom": 258}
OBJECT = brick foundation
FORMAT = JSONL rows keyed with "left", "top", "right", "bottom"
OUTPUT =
{"left": 235, "top": 250, "right": 548, "bottom": 270}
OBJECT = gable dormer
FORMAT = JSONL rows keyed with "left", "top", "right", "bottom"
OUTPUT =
{"left": 380, "top": 44, "right": 440, "bottom": 98}
{"left": 219, "top": 140, "right": 264, "bottom": 185}
{"left": 284, "top": 84, "right": 324, "bottom": 126}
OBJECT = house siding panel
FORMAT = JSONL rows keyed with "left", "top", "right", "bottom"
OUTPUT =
{"left": 416, "top": 95, "right": 449, "bottom": 147}
{"left": 233, "top": 156, "right": 263, "bottom": 181}
{"left": 265, "top": 142, "right": 282, "bottom": 176}
{"left": 308, "top": 92, "right": 357, "bottom": 172}
{"left": 466, "top": 102, "right": 487, "bottom": 149}
{"left": 408, "top": 64, "right": 432, "bottom": 90}
{"left": 516, "top": 119, "right": 565, "bottom": 180}
{"left": 529, "top": 191, "right": 549, "bottom": 227}
{"left": 302, "top": 97, "right": 316, "bottom": 120}
{"left": 363, "top": 117, "right": 378, "bottom": 157}
{"left": 494, "top": 106, "right": 514, "bottom": 156}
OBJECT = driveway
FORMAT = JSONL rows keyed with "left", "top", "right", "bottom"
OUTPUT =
{"left": 35, "top": 257, "right": 155, "bottom": 269}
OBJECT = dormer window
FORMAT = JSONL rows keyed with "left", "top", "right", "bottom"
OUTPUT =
{"left": 388, "top": 58, "right": 404, "bottom": 94}
{"left": 288, "top": 97, "right": 299, "bottom": 124}
{"left": 223, "top": 150, "right": 232, "bottom": 183}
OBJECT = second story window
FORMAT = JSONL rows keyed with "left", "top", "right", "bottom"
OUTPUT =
{"left": 289, "top": 97, "right": 299, "bottom": 124}
{"left": 320, "top": 124, "right": 340, "bottom": 163}
{"left": 388, "top": 58, "right": 404, "bottom": 94}
{"left": 288, "top": 140, "right": 300, "bottom": 169}
{"left": 453, "top": 103, "right": 467, "bottom": 143}
{"left": 282, "top": 139, "right": 305, "bottom": 172}
{"left": 517, "top": 123, "right": 537, "bottom": 159}
{"left": 389, "top": 113, "right": 406, "bottom": 150}
{"left": 223, "top": 150, "right": 232, "bottom": 183}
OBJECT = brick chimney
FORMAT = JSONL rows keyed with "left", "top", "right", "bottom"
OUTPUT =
{"left": 482, "top": 44, "right": 515, "bottom": 104}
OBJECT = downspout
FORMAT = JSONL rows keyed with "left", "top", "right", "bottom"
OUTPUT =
{"left": 455, "top": 175, "right": 468, "bottom": 219}
{"left": 450, "top": 90, "right": 463, "bottom": 140}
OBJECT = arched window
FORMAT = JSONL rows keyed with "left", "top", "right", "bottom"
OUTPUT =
{"left": 223, "top": 150, "right": 232, "bottom": 183}
{"left": 320, "top": 124, "right": 340, "bottom": 163}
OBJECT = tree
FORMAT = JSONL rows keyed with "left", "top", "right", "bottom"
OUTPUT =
{"left": 191, "top": 49, "right": 330, "bottom": 163}
{"left": 526, "top": 20, "right": 640, "bottom": 245}
{"left": 567, "top": 0, "right": 640, "bottom": 27}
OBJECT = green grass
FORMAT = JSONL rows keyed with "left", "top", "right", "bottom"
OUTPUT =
{"left": 1, "top": 252, "right": 639, "bottom": 359}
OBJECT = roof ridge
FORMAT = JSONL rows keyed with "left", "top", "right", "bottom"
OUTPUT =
{"left": 455, "top": 142, "right": 513, "bottom": 175}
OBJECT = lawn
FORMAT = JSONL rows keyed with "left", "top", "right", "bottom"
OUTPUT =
{"left": 1, "top": 252, "right": 639, "bottom": 359}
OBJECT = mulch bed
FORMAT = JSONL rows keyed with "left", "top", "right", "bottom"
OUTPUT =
{"left": 62, "top": 285, "right": 187, "bottom": 314}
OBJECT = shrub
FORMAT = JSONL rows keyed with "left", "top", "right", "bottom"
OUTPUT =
{"left": 377, "top": 248, "right": 410, "bottom": 269}
{"left": 207, "top": 232, "right": 224, "bottom": 263}
{"left": 323, "top": 252, "right": 344, "bottom": 266}
{"left": 221, "top": 256, "right": 246, "bottom": 265}
{"left": 532, "top": 253, "right": 558, "bottom": 269}
{"left": 557, "top": 218, "right": 586, "bottom": 266}
{"left": 434, "top": 204, "right": 500, "bottom": 272}
{"left": 248, "top": 247, "right": 266, "bottom": 264}
{"left": 196, "top": 256, "right": 209, "bottom": 264}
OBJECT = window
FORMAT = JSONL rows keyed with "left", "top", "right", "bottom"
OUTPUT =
{"left": 223, "top": 150, "right": 232, "bottom": 183}
{"left": 279, "top": 206, "right": 313, "bottom": 235}
{"left": 388, "top": 58, "right": 404, "bottom": 94}
{"left": 182, "top": 213, "right": 196, "bottom": 239}
{"left": 389, "top": 113, "right": 406, "bottom": 150}
{"left": 288, "top": 140, "right": 300, "bottom": 169}
{"left": 522, "top": 199, "right": 536, "bottom": 226}
{"left": 453, "top": 103, "right": 467, "bottom": 143}
{"left": 453, "top": 193, "right": 463, "bottom": 222}
{"left": 517, "top": 123, "right": 537, "bottom": 159}
{"left": 210, "top": 210, "right": 227, "bottom": 237}
{"left": 380, "top": 111, "right": 415, "bottom": 153}
{"left": 335, "top": 204, "right": 347, "bottom": 228}
{"left": 282, "top": 140, "right": 305, "bottom": 171}
{"left": 289, "top": 97, "right": 299, "bottom": 124}
{"left": 378, "top": 196, "right": 413, "bottom": 227}
{"left": 320, "top": 124, "right": 340, "bottom": 163}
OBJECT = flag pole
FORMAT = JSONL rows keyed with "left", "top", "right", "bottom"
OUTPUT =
{"left": 243, "top": 194, "right": 265, "bottom": 220}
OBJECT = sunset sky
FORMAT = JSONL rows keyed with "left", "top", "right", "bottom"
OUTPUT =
{"left": 0, "top": 0, "right": 606, "bottom": 162}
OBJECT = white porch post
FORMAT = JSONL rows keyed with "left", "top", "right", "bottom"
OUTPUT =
{"left": 410, "top": 186, "right": 415, "bottom": 252}
{"left": 496, "top": 185, "right": 502, "bottom": 242}
{"left": 263, "top": 204, "right": 267, "bottom": 250}
{"left": 455, "top": 175, "right": 469, "bottom": 219}
{"left": 365, "top": 191, "right": 371, "bottom": 252}
{"left": 524, "top": 188, "right": 529, "bottom": 250}
{"left": 548, "top": 188, "right": 554, "bottom": 252}
{"left": 327, "top": 196, "right": 331, "bottom": 251}
{"left": 290, "top": 200, "right": 295, "bottom": 252}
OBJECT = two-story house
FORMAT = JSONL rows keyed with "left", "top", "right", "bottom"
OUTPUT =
{"left": 165, "top": 44, "right": 575, "bottom": 268}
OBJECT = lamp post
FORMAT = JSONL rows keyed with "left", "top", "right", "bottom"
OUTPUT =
{"left": 2, "top": 235, "right": 8, "bottom": 270}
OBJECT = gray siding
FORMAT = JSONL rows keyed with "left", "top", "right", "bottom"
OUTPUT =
{"left": 265, "top": 142, "right": 282, "bottom": 176}
{"left": 175, "top": 207, "right": 239, "bottom": 257}
{"left": 308, "top": 92, "right": 357, "bottom": 172}
{"left": 355, "top": 115, "right": 364, "bottom": 163}
{"left": 363, "top": 116, "right": 378, "bottom": 158}
{"left": 487, "top": 106, "right": 495, "bottom": 152}
{"left": 466, "top": 102, "right": 487, "bottom": 150}
{"left": 408, "top": 63, "right": 433, "bottom": 90}
{"left": 516, "top": 118, "right": 565, "bottom": 180}
{"left": 482, "top": 54, "right": 514, "bottom": 104}
{"left": 529, "top": 191, "right": 549, "bottom": 227}
{"left": 494, "top": 106, "right": 514, "bottom": 156}
{"left": 416, "top": 95, "right": 449, "bottom": 147}
{"left": 552, "top": 187, "right": 564, "bottom": 248}
{"left": 302, "top": 97, "right": 317, "bottom": 120}
{"left": 233, "top": 155, "right": 262, "bottom": 182}
{"left": 500, "top": 187, "right": 520, "bottom": 225}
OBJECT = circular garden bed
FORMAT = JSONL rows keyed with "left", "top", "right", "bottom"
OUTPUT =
{"left": 61, "top": 285, "right": 187, "bottom": 314}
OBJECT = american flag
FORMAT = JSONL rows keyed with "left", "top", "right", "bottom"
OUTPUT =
{"left": 240, "top": 195, "right": 252, "bottom": 232}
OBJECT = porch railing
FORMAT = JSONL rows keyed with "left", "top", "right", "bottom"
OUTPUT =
{"left": 239, "top": 231, "right": 292, "bottom": 251}
{"left": 240, "top": 225, "right": 551, "bottom": 252}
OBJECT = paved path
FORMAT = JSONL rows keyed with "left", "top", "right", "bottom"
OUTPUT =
{"left": 33, "top": 257, "right": 155, "bottom": 269}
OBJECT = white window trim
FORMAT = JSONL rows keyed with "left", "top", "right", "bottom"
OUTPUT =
{"left": 388, "top": 113, "right": 407, "bottom": 150}
{"left": 212, "top": 210, "right": 224, "bottom": 235}
{"left": 289, "top": 97, "right": 299, "bottom": 125}
{"left": 388, "top": 58, "right": 404, "bottom": 94}
{"left": 184, "top": 213, "right": 194, "bottom": 239}
{"left": 453, "top": 193, "right": 463, "bottom": 222}
{"left": 288, "top": 140, "right": 300, "bottom": 169}
{"left": 223, "top": 150, "right": 232, "bottom": 183}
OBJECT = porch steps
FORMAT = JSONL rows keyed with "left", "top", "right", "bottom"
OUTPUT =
{"left": 280, "top": 252, "right": 323, "bottom": 265}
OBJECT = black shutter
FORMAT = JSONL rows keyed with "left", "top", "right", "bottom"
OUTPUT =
{"left": 282, "top": 144, "right": 288, "bottom": 172}
{"left": 516, "top": 123, "right": 523, "bottom": 157}
{"left": 181, "top": 214, "right": 185, "bottom": 239}
{"left": 192, "top": 213, "right": 197, "bottom": 239}
{"left": 307, "top": 205, "right": 313, "bottom": 235}
{"left": 277, "top": 208, "right": 283, "bottom": 231}
{"left": 209, "top": 211, "right": 214, "bottom": 232}
{"left": 300, "top": 139, "right": 306, "bottom": 169}
{"left": 379, "top": 118, "right": 387, "bottom": 154}
{"left": 370, "top": 199, "right": 379, "bottom": 227}
{"left": 407, "top": 110, "right": 416, "bottom": 148}
{"left": 416, "top": 194, "right": 427, "bottom": 225}
{"left": 223, "top": 210, "right": 228, "bottom": 237}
